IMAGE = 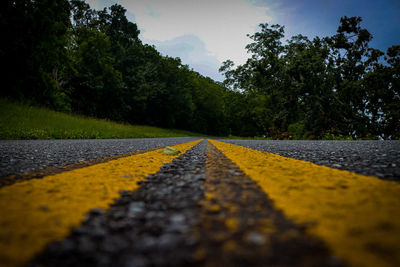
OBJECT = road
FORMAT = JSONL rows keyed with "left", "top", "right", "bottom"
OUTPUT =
{"left": 0, "top": 138, "right": 399, "bottom": 267}
{"left": 220, "top": 139, "right": 400, "bottom": 181}
{"left": 0, "top": 137, "right": 199, "bottom": 178}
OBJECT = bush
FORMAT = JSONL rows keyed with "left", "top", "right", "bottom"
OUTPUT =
{"left": 288, "top": 122, "right": 305, "bottom": 140}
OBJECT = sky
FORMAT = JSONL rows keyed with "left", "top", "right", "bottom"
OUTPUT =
{"left": 85, "top": 0, "right": 400, "bottom": 82}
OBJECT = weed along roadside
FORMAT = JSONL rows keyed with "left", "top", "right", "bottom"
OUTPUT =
{"left": 0, "top": 99, "right": 203, "bottom": 140}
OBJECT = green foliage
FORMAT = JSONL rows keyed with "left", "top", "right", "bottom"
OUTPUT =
{"left": 220, "top": 17, "right": 400, "bottom": 140}
{"left": 0, "top": 99, "right": 201, "bottom": 139}
{"left": 1, "top": 0, "right": 229, "bottom": 137}
{"left": 1, "top": 0, "right": 398, "bottom": 140}
{"left": 69, "top": 27, "right": 127, "bottom": 121}
{"left": 322, "top": 131, "right": 354, "bottom": 141}
{"left": 0, "top": 0, "right": 71, "bottom": 108}
{"left": 287, "top": 122, "right": 305, "bottom": 140}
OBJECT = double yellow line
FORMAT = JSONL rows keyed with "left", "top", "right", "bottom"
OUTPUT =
{"left": 0, "top": 139, "right": 399, "bottom": 267}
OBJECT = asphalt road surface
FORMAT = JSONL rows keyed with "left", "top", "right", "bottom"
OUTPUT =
{"left": 0, "top": 137, "right": 199, "bottom": 178}
{"left": 0, "top": 138, "right": 399, "bottom": 267}
{"left": 218, "top": 139, "right": 400, "bottom": 181}
{"left": 1, "top": 138, "right": 399, "bottom": 181}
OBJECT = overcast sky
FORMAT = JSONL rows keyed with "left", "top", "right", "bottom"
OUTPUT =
{"left": 85, "top": 0, "right": 400, "bottom": 82}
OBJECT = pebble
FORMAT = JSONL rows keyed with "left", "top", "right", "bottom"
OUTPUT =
{"left": 128, "top": 202, "right": 145, "bottom": 213}
{"left": 245, "top": 232, "right": 266, "bottom": 246}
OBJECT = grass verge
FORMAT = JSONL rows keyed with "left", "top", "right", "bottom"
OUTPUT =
{"left": 0, "top": 99, "right": 201, "bottom": 140}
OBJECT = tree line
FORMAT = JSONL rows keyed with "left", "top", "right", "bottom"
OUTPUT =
{"left": 1, "top": 0, "right": 229, "bottom": 135}
{"left": 220, "top": 17, "right": 399, "bottom": 139}
{"left": 1, "top": 0, "right": 399, "bottom": 139}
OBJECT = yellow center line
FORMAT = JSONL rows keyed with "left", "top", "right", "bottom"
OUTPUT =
{"left": 209, "top": 139, "right": 400, "bottom": 267}
{"left": 0, "top": 139, "right": 202, "bottom": 267}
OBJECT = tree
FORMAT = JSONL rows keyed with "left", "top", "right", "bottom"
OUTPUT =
{"left": 69, "top": 28, "right": 126, "bottom": 121}
{"left": 220, "top": 16, "right": 398, "bottom": 139}
{"left": 0, "top": 0, "right": 71, "bottom": 110}
{"left": 365, "top": 45, "right": 400, "bottom": 139}
{"left": 220, "top": 23, "right": 288, "bottom": 137}
{"left": 327, "top": 16, "right": 376, "bottom": 137}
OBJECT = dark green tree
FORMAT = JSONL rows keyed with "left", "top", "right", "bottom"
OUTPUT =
{"left": 220, "top": 16, "right": 398, "bottom": 139}
{"left": 365, "top": 46, "right": 400, "bottom": 139}
{"left": 327, "top": 16, "right": 376, "bottom": 137}
{"left": 1, "top": 0, "right": 71, "bottom": 110}
{"left": 69, "top": 27, "right": 126, "bottom": 121}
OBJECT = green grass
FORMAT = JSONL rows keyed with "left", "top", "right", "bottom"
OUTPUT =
{"left": 0, "top": 99, "right": 202, "bottom": 140}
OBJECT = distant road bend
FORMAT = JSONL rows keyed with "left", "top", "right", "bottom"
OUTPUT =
{"left": 0, "top": 138, "right": 399, "bottom": 267}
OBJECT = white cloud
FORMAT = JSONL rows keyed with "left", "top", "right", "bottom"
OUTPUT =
{"left": 85, "top": 0, "right": 272, "bottom": 80}
{"left": 151, "top": 35, "right": 224, "bottom": 81}
{"left": 125, "top": 0, "right": 271, "bottom": 64}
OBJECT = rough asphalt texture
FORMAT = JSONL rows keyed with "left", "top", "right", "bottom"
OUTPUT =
{"left": 1, "top": 138, "right": 398, "bottom": 182}
{"left": 191, "top": 142, "right": 341, "bottom": 267}
{"left": 32, "top": 141, "right": 340, "bottom": 267}
{"left": 32, "top": 141, "right": 208, "bottom": 267}
{"left": 0, "top": 137, "right": 198, "bottom": 178}
{"left": 218, "top": 140, "right": 400, "bottom": 181}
